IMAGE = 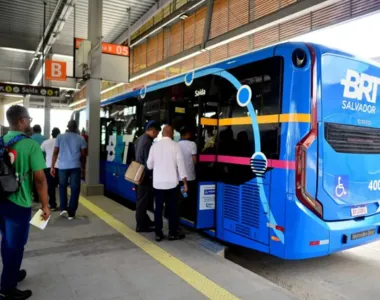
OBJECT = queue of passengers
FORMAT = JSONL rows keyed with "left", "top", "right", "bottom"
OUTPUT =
{"left": 135, "top": 121, "right": 197, "bottom": 242}
{"left": 0, "top": 105, "right": 195, "bottom": 299}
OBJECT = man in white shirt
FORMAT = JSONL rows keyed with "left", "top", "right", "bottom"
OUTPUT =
{"left": 147, "top": 125, "right": 188, "bottom": 242}
{"left": 178, "top": 127, "right": 197, "bottom": 220}
{"left": 41, "top": 127, "right": 60, "bottom": 210}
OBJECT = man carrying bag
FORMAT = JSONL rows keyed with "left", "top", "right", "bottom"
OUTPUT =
{"left": 133, "top": 121, "right": 160, "bottom": 233}
{"left": 0, "top": 105, "right": 50, "bottom": 300}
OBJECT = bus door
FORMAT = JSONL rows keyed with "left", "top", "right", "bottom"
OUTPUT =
{"left": 196, "top": 99, "right": 219, "bottom": 229}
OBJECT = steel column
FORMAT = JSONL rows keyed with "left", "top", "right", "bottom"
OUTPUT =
{"left": 201, "top": 0, "right": 214, "bottom": 49}
{"left": 84, "top": 0, "right": 103, "bottom": 193}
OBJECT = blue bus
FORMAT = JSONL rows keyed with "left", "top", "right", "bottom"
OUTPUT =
{"left": 74, "top": 42, "right": 380, "bottom": 259}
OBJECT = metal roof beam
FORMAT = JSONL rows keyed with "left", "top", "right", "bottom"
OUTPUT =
{"left": 201, "top": 0, "right": 214, "bottom": 49}
{"left": 29, "top": 0, "right": 75, "bottom": 85}
{"left": 113, "top": 0, "right": 172, "bottom": 45}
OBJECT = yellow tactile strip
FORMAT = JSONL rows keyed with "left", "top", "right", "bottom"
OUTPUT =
{"left": 79, "top": 196, "right": 240, "bottom": 300}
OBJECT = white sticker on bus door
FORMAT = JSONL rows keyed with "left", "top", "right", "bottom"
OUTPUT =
{"left": 199, "top": 184, "right": 215, "bottom": 210}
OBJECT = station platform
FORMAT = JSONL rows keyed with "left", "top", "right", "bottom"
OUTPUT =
{"left": 19, "top": 195, "right": 298, "bottom": 300}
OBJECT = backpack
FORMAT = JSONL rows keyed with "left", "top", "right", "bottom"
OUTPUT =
{"left": 0, "top": 134, "right": 29, "bottom": 198}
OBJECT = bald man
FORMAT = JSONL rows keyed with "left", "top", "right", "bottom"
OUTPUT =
{"left": 147, "top": 125, "right": 188, "bottom": 241}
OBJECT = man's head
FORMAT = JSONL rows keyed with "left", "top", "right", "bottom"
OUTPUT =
{"left": 162, "top": 125, "right": 174, "bottom": 139}
{"left": 67, "top": 120, "right": 78, "bottom": 132}
{"left": 6, "top": 105, "right": 32, "bottom": 133}
{"left": 33, "top": 124, "right": 42, "bottom": 134}
{"left": 180, "top": 126, "right": 192, "bottom": 140}
{"left": 52, "top": 127, "right": 61, "bottom": 138}
{"left": 145, "top": 120, "right": 160, "bottom": 139}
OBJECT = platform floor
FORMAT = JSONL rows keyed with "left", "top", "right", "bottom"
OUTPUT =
{"left": 12, "top": 195, "right": 298, "bottom": 300}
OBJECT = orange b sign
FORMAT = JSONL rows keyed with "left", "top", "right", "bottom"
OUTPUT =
{"left": 45, "top": 60, "right": 67, "bottom": 81}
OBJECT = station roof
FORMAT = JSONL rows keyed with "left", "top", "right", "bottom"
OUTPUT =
{"left": 0, "top": 0, "right": 158, "bottom": 107}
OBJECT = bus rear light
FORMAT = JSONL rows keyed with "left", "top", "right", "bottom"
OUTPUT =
{"left": 296, "top": 144, "right": 323, "bottom": 218}
{"left": 271, "top": 236, "right": 281, "bottom": 242}
{"left": 295, "top": 44, "right": 323, "bottom": 219}
{"left": 275, "top": 225, "right": 285, "bottom": 232}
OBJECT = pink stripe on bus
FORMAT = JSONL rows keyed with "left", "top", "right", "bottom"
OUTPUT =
{"left": 218, "top": 155, "right": 250, "bottom": 165}
{"left": 199, "top": 154, "right": 296, "bottom": 170}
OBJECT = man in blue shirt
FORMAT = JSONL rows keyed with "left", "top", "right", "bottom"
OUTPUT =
{"left": 51, "top": 120, "right": 87, "bottom": 220}
{"left": 31, "top": 125, "right": 46, "bottom": 145}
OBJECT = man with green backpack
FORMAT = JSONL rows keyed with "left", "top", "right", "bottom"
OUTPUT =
{"left": 0, "top": 105, "right": 50, "bottom": 300}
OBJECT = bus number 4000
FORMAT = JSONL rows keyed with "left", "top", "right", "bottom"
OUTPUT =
{"left": 368, "top": 180, "right": 380, "bottom": 191}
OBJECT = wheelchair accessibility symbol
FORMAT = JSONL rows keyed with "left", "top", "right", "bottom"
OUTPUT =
{"left": 335, "top": 175, "right": 349, "bottom": 198}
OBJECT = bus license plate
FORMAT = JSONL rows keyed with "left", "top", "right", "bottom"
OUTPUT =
{"left": 351, "top": 206, "right": 367, "bottom": 217}
{"left": 351, "top": 229, "right": 376, "bottom": 240}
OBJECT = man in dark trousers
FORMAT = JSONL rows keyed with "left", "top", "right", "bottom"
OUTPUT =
{"left": 0, "top": 105, "right": 50, "bottom": 300}
{"left": 134, "top": 121, "right": 160, "bottom": 232}
{"left": 147, "top": 125, "right": 188, "bottom": 242}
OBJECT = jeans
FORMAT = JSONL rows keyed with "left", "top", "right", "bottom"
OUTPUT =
{"left": 0, "top": 200, "right": 31, "bottom": 293}
{"left": 59, "top": 168, "right": 81, "bottom": 217}
{"left": 154, "top": 187, "right": 179, "bottom": 235}
{"left": 45, "top": 168, "right": 59, "bottom": 209}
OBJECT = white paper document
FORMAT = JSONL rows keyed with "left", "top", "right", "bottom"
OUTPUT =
{"left": 30, "top": 209, "right": 51, "bottom": 230}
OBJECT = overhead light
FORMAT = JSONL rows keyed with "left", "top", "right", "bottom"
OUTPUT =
{"left": 2, "top": 94, "right": 24, "bottom": 98}
{"left": 101, "top": 82, "right": 125, "bottom": 95}
{"left": 3, "top": 99, "right": 24, "bottom": 105}
{"left": 52, "top": 53, "right": 73, "bottom": 60}
{"left": 130, "top": 50, "right": 201, "bottom": 82}
{"left": 0, "top": 47, "right": 38, "bottom": 54}
{"left": 130, "top": 0, "right": 206, "bottom": 47}
{"left": 68, "top": 82, "right": 125, "bottom": 107}
{"left": 131, "top": 14, "right": 180, "bottom": 47}
{"left": 69, "top": 98, "right": 86, "bottom": 107}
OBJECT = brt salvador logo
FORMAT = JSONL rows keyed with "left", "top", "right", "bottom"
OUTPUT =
{"left": 340, "top": 69, "right": 380, "bottom": 114}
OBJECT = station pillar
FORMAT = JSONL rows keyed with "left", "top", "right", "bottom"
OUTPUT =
{"left": 43, "top": 97, "right": 51, "bottom": 139}
{"left": 23, "top": 95, "right": 30, "bottom": 109}
{"left": 81, "top": 0, "right": 104, "bottom": 196}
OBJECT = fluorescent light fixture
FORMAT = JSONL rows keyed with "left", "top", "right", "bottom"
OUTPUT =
{"left": 130, "top": 50, "right": 201, "bottom": 82}
{"left": 131, "top": 0, "right": 206, "bottom": 47}
{"left": 180, "top": 14, "right": 189, "bottom": 20}
{"left": 2, "top": 94, "right": 24, "bottom": 98}
{"left": 52, "top": 53, "right": 74, "bottom": 60}
{"left": 72, "top": 106, "right": 83, "bottom": 112}
{"left": 3, "top": 98, "right": 24, "bottom": 105}
{"left": 205, "top": 0, "right": 339, "bottom": 51}
{"left": 69, "top": 98, "right": 86, "bottom": 107}
{"left": 0, "top": 47, "right": 37, "bottom": 54}
{"left": 101, "top": 82, "right": 125, "bottom": 95}
{"left": 68, "top": 83, "right": 125, "bottom": 107}
{"left": 131, "top": 15, "right": 180, "bottom": 47}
